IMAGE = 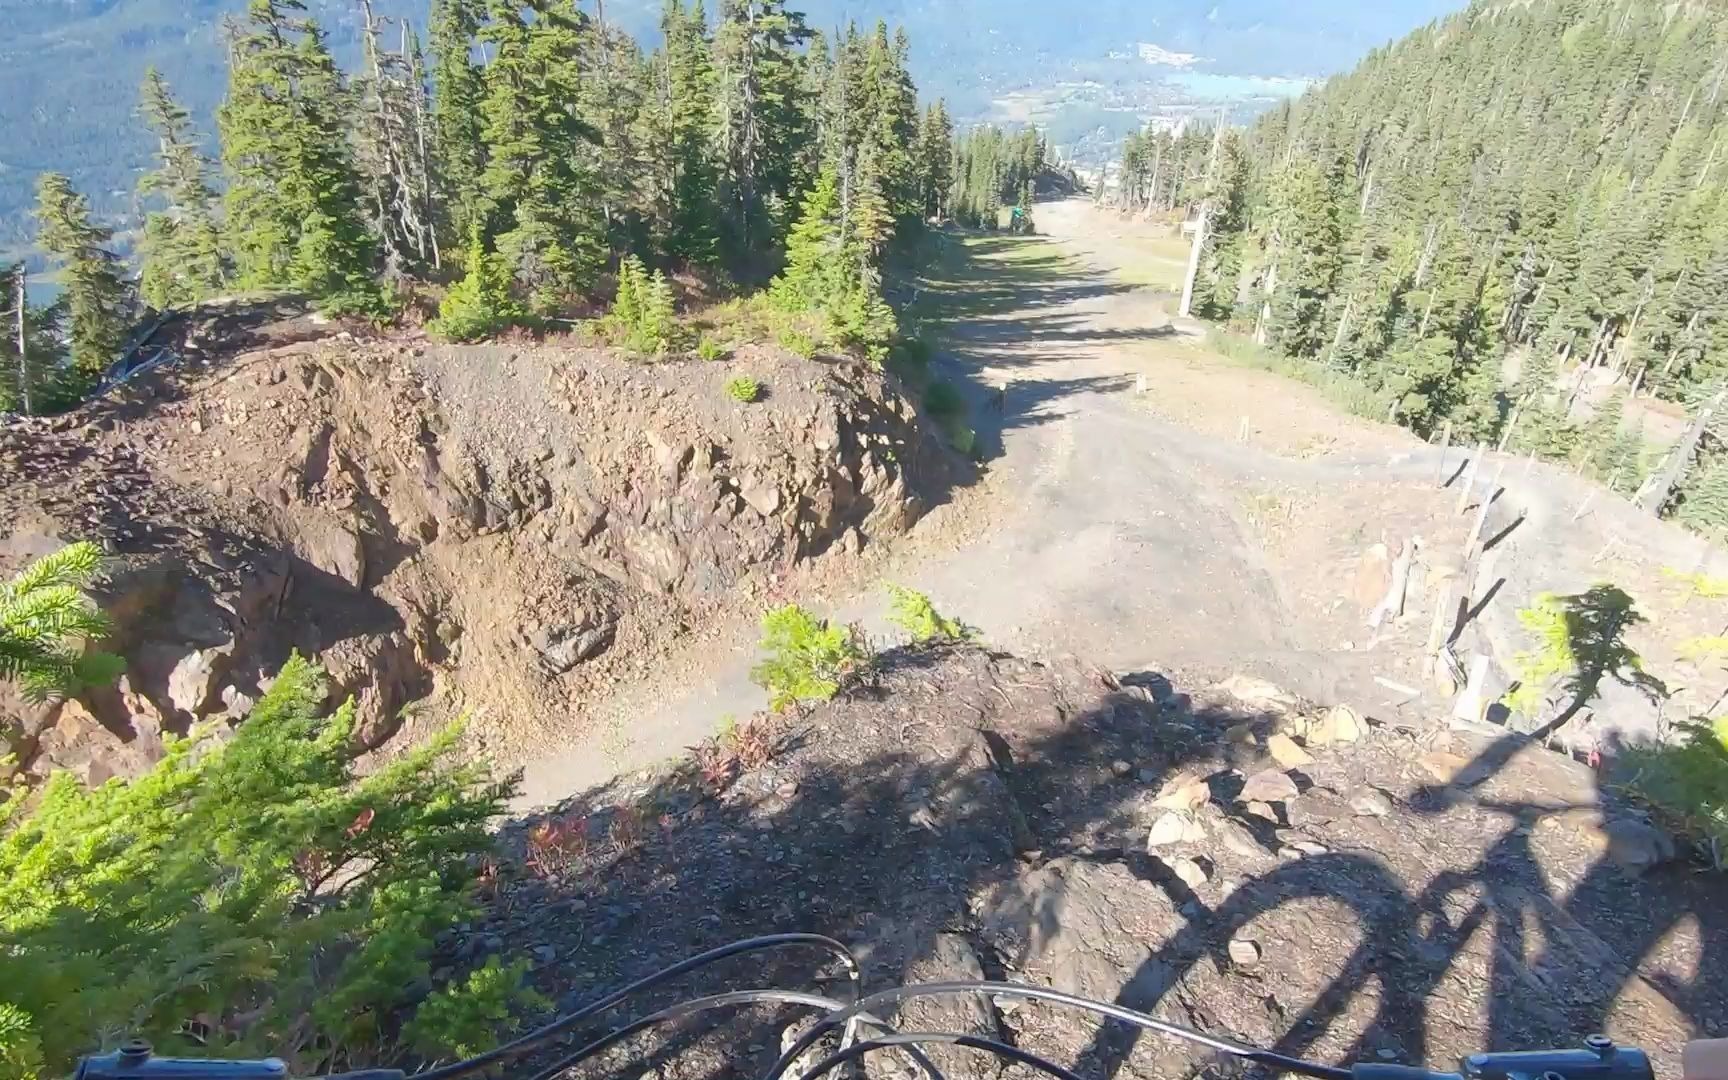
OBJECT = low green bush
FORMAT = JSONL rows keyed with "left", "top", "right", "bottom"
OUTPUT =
{"left": 885, "top": 584, "right": 972, "bottom": 642}
{"left": 923, "top": 379, "right": 964, "bottom": 418}
{"left": 1624, "top": 717, "right": 1728, "bottom": 858}
{"left": 0, "top": 655, "right": 523, "bottom": 1076}
{"left": 777, "top": 327, "right": 817, "bottom": 359}
{"left": 749, "top": 604, "right": 868, "bottom": 712}
{"left": 696, "top": 335, "right": 726, "bottom": 362}
{"left": 725, "top": 375, "right": 762, "bottom": 404}
{"left": 430, "top": 230, "right": 524, "bottom": 343}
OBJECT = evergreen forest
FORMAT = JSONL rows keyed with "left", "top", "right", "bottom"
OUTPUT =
{"left": 1, "top": 0, "right": 1064, "bottom": 413}
{"left": 1117, "top": 0, "right": 1728, "bottom": 527}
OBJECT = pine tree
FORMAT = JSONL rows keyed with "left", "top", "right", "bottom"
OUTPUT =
{"left": 136, "top": 67, "right": 226, "bottom": 309}
{"left": 916, "top": 100, "right": 953, "bottom": 220}
{"left": 712, "top": 0, "right": 811, "bottom": 265}
{"left": 428, "top": 0, "right": 487, "bottom": 252}
{"left": 34, "top": 174, "right": 132, "bottom": 391}
{"left": 0, "top": 542, "right": 125, "bottom": 703}
{"left": 478, "top": 0, "right": 606, "bottom": 310}
{"left": 430, "top": 227, "right": 523, "bottom": 341}
{"left": 660, "top": 0, "right": 720, "bottom": 264}
{"left": 1267, "top": 159, "right": 1343, "bottom": 359}
{"left": 219, "top": 0, "right": 380, "bottom": 312}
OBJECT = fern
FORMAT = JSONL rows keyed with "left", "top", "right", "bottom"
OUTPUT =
{"left": 1625, "top": 716, "right": 1728, "bottom": 856}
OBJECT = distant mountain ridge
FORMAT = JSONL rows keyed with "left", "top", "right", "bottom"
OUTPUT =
{"left": 0, "top": 0, "right": 1458, "bottom": 248}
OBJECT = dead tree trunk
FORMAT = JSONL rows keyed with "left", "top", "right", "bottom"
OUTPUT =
{"left": 1642, "top": 387, "right": 1727, "bottom": 516}
{"left": 12, "top": 269, "right": 29, "bottom": 416}
{"left": 1178, "top": 206, "right": 1209, "bottom": 319}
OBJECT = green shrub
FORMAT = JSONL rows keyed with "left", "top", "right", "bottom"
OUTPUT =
{"left": 1624, "top": 717, "right": 1728, "bottom": 858}
{"left": 778, "top": 327, "right": 817, "bottom": 359}
{"left": 405, "top": 957, "right": 547, "bottom": 1059}
{"left": 725, "top": 375, "right": 762, "bottom": 404}
{"left": 949, "top": 424, "right": 977, "bottom": 457}
{"left": 924, "top": 379, "right": 964, "bottom": 419}
{"left": 0, "top": 654, "right": 520, "bottom": 1075}
{"left": 607, "top": 257, "right": 679, "bottom": 355}
{"left": 749, "top": 604, "right": 868, "bottom": 712}
{"left": 430, "top": 229, "right": 524, "bottom": 342}
{"left": 0, "top": 542, "right": 125, "bottom": 703}
{"left": 886, "top": 584, "right": 972, "bottom": 642}
{"left": 696, "top": 335, "right": 726, "bottom": 362}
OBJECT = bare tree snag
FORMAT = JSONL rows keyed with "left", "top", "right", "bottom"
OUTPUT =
{"left": 1642, "top": 387, "right": 1726, "bottom": 516}
{"left": 13, "top": 268, "right": 28, "bottom": 416}
{"left": 1178, "top": 207, "right": 1209, "bottom": 319}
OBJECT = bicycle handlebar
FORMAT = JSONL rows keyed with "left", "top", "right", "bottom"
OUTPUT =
{"left": 66, "top": 934, "right": 1670, "bottom": 1080}
{"left": 1355, "top": 1040, "right": 1655, "bottom": 1080}
{"left": 74, "top": 1032, "right": 1660, "bottom": 1080}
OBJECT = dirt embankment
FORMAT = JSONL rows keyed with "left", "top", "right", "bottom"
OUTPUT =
{"left": 0, "top": 315, "right": 961, "bottom": 782}
{"left": 474, "top": 646, "right": 1723, "bottom": 1080}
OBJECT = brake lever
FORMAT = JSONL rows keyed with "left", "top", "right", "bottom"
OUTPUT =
{"left": 1354, "top": 1036, "right": 1656, "bottom": 1080}
{"left": 76, "top": 1041, "right": 406, "bottom": 1080}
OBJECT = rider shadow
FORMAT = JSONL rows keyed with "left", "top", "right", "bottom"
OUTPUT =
{"left": 1070, "top": 723, "right": 1724, "bottom": 1080}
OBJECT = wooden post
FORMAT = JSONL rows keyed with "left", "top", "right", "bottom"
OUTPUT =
{"left": 1454, "top": 442, "right": 1486, "bottom": 515}
{"left": 1451, "top": 653, "right": 1492, "bottom": 727}
{"left": 1463, "top": 460, "right": 1507, "bottom": 558}
{"left": 1425, "top": 574, "right": 1458, "bottom": 687}
{"left": 1432, "top": 420, "right": 1453, "bottom": 486}
{"left": 1369, "top": 537, "right": 1417, "bottom": 628}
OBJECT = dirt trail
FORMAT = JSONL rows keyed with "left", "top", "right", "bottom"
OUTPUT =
{"left": 516, "top": 200, "right": 1723, "bottom": 806}
{"left": 520, "top": 203, "right": 1332, "bottom": 803}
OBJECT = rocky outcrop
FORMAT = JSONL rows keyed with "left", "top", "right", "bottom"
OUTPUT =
{"left": 0, "top": 326, "right": 958, "bottom": 782}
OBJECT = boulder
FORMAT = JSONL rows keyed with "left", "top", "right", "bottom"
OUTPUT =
{"left": 1267, "top": 733, "right": 1315, "bottom": 768}
{"left": 1239, "top": 768, "right": 1300, "bottom": 804}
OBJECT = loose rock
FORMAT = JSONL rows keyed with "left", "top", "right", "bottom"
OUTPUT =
{"left": 1147, "top": 812, "right": 1206, "bottom": 848}
{"left": 1227, "top": 939, "right": 1262, "bottom": 966}
{"left": 1153, "top": 774, "right": 1211, "bottom": 812}
{"left": 1267, "top": 733, "right": 1315, "bottom": 768}
{"left": 1215, "top": 818, "right": 1265, "bottom": 859}
{"left": 1159, "top": 855, "right": 1210, "bottom": 889}
{"left": 1238, "top": 767, "right": 1300, "bottom": 804}
{"left": 1309, "top": 705, "right": 1366, "bottom": 746}
{"left": 1350, "top": 787, "right": 1395, "bottom": 817}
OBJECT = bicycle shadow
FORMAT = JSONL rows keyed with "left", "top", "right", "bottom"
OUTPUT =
{"left": 497, "top": 646, "right": 1724, "bottom": 1080}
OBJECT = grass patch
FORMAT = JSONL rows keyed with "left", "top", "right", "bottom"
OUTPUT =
{"left": 1203, "top": 329, "right": 1395, "bottom": 423}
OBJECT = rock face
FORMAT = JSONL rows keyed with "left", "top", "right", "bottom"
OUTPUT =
{"left": 0, "top": 330, "right": 957, "bottom": 781}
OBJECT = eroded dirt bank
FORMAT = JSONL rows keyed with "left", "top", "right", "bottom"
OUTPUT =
{"left": 0, "top": 319, "right": 961, "bottom": 781}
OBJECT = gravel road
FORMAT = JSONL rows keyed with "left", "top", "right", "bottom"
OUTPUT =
{"left": 515, "top": 200, "right": 1722, "bottom": 807}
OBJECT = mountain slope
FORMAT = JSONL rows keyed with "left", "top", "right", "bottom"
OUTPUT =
{"left": 1180, "top": 0, "right": 1728, "bottom": 516}
{"left": 0, "top": 0, "right": 1457, "bottom": 248}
